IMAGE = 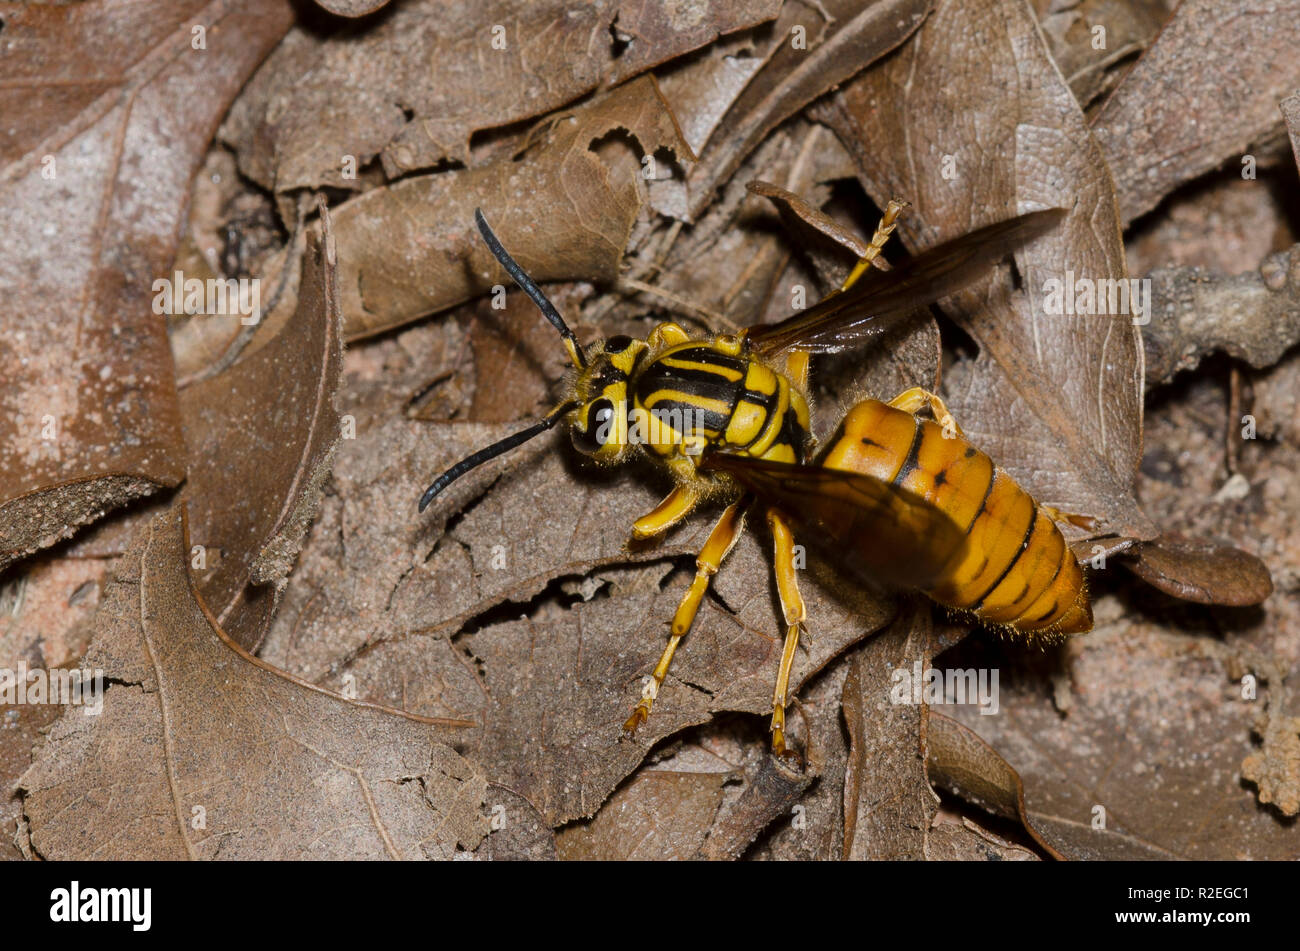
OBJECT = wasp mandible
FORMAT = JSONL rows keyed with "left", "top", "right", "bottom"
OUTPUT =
{"left": 419, "top": 200, "right": 1087, "bottom": 758}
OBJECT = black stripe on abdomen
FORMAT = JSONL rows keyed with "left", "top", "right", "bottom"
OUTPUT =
{"left": 971, "top": 507, "right": 1039, "bottom": 610}
{"left": 890, "top": 417, "right": 925, "bottom": 485}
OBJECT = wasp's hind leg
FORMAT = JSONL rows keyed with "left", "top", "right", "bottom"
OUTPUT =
{"left": 1040, "top": 505, "right": 1099, "bottom": 532}
{"left": 623, "top": 499, "right": 749, "bottom": 737}
{"left": 888, "top": 386, "right": 962, "bottom": 437}
{"left": 840, "top": 198, "right": 908, "bottom": 292}
{"left": 767, "top": 508, "right": 807, "bottom": 763}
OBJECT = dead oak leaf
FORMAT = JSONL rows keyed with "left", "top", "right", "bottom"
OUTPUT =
{"left": 0, "top": 0, "right": 293, "bottom": 569}
{"left": 18, "top": 508, "right": 483, "bottom": 860}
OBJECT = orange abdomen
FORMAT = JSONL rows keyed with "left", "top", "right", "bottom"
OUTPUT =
{"left": 821, "top": 400, "right": 1092, "bottom": 635}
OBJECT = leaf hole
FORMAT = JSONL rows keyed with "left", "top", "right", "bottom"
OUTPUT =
{"left": 608, "top": 18, "right": 630, "bottom": 59}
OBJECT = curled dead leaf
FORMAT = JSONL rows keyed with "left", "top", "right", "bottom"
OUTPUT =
{"left": 329, "top": 75, "right": 692, "bottom": 340}
{"left": 926, "top": 710, "right": 1063, "bottom": 859}
{"left": 180, "top": 201, "right": 344, "bottom": 650}
{"left": 1124, "top": 533, "right": 1273, "bottom": 607}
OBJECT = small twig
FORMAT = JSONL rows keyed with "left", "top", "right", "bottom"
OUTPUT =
{"left": 1226, "top": 362, "right": 1242, "bottom": 476}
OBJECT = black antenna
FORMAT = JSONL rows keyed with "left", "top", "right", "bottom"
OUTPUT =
{"left": 475, "top": 208, "right": 586, "bottom": 369}
{"left": 418, "top": 401, "right": 579, "bottom": 512}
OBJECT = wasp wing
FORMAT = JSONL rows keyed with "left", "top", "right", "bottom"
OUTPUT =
{"left": 747, "top": 207, "right": 1066, "bottom": 356}
{"left": 700, "top": 452, "right": 968, "bottom": 591}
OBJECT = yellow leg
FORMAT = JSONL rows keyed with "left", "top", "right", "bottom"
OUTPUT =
{"left": 632, "top": 484, "right": 703, "bottom": 540}
{"left": 767, "top": 508, "right": 807, "bottom": 761}
{"left": 624, "top": 500, "right": 749, "bottom": 736}
{"left": 840, "top": 198, "right": 908, "bottom": 292}
{"left": 888, "top": 386, "right": 962, "bottom": 437}
{"left": 784, "top": 349, "right": 811, "bottom": 391}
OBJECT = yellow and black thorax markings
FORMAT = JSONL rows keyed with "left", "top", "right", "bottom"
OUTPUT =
{"left": 822, "top": 399, "right": 1090, "bottom": 635}
{"left": 631, "top": 342, "right": 811, "bottom": 464}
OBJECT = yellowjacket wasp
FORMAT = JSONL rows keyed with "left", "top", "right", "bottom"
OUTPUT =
{"left": 420, "top": 200, "right": 1085, "bottom": 758}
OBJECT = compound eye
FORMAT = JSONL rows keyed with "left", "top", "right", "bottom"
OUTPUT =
{"left": 604, "top": 335, "right": 633, "bottom": 354}
{"left": 573, "top": 398, "right": 616, "bottom": 454}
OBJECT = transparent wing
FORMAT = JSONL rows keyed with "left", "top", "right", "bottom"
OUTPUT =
{"left": 700, "top": 451, "right": 968, "bottom": 590}
{"left": 747, "top": 208, "right": 1066, "bottom": 356}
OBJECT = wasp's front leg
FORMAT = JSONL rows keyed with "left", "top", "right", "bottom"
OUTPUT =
{"left": 623, "top": 498, "right": 749, "bottom": 737}
{"left": 631, "top": 484, "right": 704, "bottom": 539}
{"left": 767, "top": 508, "right": 807, "bottom": 762}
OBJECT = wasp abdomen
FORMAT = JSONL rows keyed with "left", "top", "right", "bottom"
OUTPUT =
{"left": 822, "top": 399, "right": 1091, "bottom": 635}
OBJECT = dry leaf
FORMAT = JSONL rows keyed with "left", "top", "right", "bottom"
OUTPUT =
{"left": 1283, "top": 90, "right": 1300, "bottom": 172}
{"left": 329, "top": 75, "right": 692, "bottom": 340}
{"left": 556, "top": 769, "right": 730, "bottom": 860}
{"left": 1125, "top": 533, "right": 1273, "bottom": 607}
{"left": 1, "top": 702, "right": 61, "bottom": 862}
{"left": 941, "top": 624, "right": 1296, "bottom": 859}
{"left": 1091, "top": 0, "right": 1300, "bottom": 225}
{"left": 927, "top": 710, "right": 1063, "bottom": 859}
{"left": 841, "top": 604, "right": 937, "bottom": 860}
{"left": 313, "top": 0, "right": 390, "bottom": 16}
{"left": 472, "top": 784, "right": 558, "bottom": 860}
{"left": 18, "top": 508, "right": 482, "bottom": 859}
{"left": 697, "top": 753, "right": 811, "bottom": 860}
{"left": 923, "top": 815, "right": 1039, "bottom": 860}
{"left": 1031, "top": 0, "right": 1172, "bottom": 112}
{"left": 740, "top": 656, "right": 851, "bottom": 860}
{"left": 0, "top": 0, "right": 292, "bottom": 569}
{"left": 684, "top": 0, "right": 933, "bottom": 218}
{"left": 222, "top": 0, "right": 775, "bottom": 188}
{"left": 180, "top": 206, "right": 344, "bottom": 649}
